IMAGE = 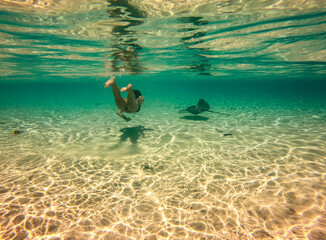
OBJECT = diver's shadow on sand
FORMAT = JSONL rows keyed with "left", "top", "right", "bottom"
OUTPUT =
{"left": 119, "top": 125, "right": 153, "bottom": 144}
{"left": 180, "top": 116, "right": 209, "bottom": 121}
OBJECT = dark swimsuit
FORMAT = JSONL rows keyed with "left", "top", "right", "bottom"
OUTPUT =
{"left": 126, "top": 89, "right": 142, "bottom": 113}
{"left": 126, "top": 104, "right": 140, "bottom": 113}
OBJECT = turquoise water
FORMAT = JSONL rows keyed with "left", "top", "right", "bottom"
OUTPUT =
{"left": 1, "top": 1, "right": 326, "bottom": 240}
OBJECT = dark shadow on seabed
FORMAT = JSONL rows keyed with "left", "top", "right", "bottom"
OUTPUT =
{"left": 119, "top": 125, "right": 153, "bottom": 144}
{"left": 180, "top": 115, "right": 209, "bottom": 121}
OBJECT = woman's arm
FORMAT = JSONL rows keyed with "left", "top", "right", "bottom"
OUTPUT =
{"left": 117, "top": 109, "right": 131, "bottom": 122}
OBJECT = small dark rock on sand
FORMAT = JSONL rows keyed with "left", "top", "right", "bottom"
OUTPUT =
{"left": 13, "top": 130, "right": 23, "bottom": 136}
{"left": 223, "top": 133, "right": 232, "bottom": 136}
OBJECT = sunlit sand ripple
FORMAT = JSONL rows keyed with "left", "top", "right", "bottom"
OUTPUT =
{"left": 0, "top": 103, "right": 325, "bottom": 239}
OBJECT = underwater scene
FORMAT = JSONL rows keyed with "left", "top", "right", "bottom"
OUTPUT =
{"left": 1, "top": 0, "right": 326, "bottom": 239}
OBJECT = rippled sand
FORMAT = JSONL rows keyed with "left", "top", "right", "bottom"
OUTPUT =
{"left": 0, "top": 102, "right": 325, "bottom": 239}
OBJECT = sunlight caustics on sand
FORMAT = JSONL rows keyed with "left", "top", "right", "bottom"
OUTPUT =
{"left": 1, "top": 100, "right": 326, "bottom": 239}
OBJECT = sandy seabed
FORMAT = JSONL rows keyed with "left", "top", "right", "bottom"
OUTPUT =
{"left": 0, "top": 103, "right": 326, "bottom": 240}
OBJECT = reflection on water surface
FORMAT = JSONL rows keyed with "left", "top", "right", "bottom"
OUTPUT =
{"left": 0, "top": 0, "right": 325, "bottom": 78}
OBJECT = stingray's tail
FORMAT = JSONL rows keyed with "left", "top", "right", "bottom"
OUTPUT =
{"left": 207, "top": 110, "right": 231, "bottom": 116}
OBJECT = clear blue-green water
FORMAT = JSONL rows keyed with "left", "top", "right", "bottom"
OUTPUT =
{"left": 1, "top": 1, "right": 326, "bottom": 240}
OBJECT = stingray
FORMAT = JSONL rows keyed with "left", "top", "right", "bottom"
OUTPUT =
{"left": 179, "top": 99, "right": 230, "bottom": 116}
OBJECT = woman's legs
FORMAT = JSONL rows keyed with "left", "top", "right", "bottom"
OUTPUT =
{"left": 104, "top": 77, "right": 126, "bottom": 110}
